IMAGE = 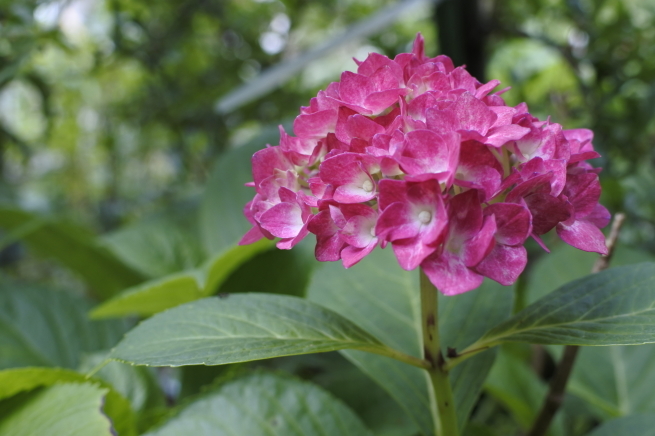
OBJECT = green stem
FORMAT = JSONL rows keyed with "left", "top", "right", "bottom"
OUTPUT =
{"left": 420, "top": 269, "right": 459, "bottom": 436}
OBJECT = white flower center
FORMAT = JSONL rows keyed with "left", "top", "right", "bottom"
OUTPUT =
{"left": 362, "top": 180, "right": 374, "bottom": 193}
{"left": 370, "top": 226, "right": 376, "bottom": 237}
{"left": 418, "top": 210, "right": 432, "bottom": 224}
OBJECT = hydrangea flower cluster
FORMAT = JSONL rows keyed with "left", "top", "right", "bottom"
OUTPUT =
{"left": 240, "top": 34, "right": 609, "bottom": 295}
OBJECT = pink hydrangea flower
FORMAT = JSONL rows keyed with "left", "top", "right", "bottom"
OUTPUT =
{"left": 239, "top": 34, "right": 609, "bottom": 295}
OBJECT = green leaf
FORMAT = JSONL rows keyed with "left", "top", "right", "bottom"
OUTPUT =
{"left": 0, "top": 208, "right": 145, "bottom": 299}
{"left": 462, "top": 263, "right": 655, "bottom": 352}
{"left": 110, "top": 293, "right": 407, "bottom": 367}
{"left": 90, "top": 238, "right": 272, "bottom": 318}
{"left": 199, "top": 130, "right": 279, "bottom": 255}
{"left": 144, "top": 372, "right": 373, "bottom": 436}
{"left": 306, "top": 249, "right": 514, "bottom": 434}
{"left": 101, "top": 202, "right": 206, "bottom": 278}
{"left": 218, "top": 238, "right": 318, "bottom": 298}
{"left": 79, "top": 353, "right": 165, "bottom": 414}
{"left": 0, "top": 383, "right": 115, "bottom": 436}
{"left": 266, "top": 353, "right": 419, "bottom": 436}
{"left": 0, "top": 281, "right": 128, "bottom": 369}
{"left": 484, "top": 349, "right": 546, "bottom": 429}
{"left": 584, "top": 415, "right": 655, "bottom": 436}
{"left": 569, "top": 345, "right": 655, "bottom": 419}
{"left": 0, "top": 367, "right": 136, "bottom": 436}
{"left": 527, "top": 243, "right": 655, "bottom": 304}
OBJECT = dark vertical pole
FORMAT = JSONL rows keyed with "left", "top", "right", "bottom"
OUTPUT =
{"left": 434, "top": 0, "right": 489, "bottom": 81}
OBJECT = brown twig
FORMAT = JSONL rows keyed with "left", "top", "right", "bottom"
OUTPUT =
{"left": 526, "top": 213, "right": 626, "bottom": 436}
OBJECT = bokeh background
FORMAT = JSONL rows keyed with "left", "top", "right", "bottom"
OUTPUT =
{"left": 3, "top": 1, "right": 655, "bottom": 434}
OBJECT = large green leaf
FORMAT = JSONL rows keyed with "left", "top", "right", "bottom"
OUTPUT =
{"left": 461, "top": 263, "right": 655, "bottom": 352}
{"left": 90, "top": 238, "right": 272, "bottom": 318}
{"left": 199, "top": 130, "right": 279, "bottom": 255}
{"left": 306, "top": 249, "right": 514, "bottom": 434}
{"left": 0, "top": 367, "right": 136, "bottom": 436}
{"left": 144, "top": 372, "right": 373, "bottom": 436}
{"left": 0, "top": 282, "right": 128, "bottom": 369}
{"left": 0, "top": 383, "right": 114, "bottom": 436}
{"left": 585, "top": 415, "right": 655, "bottom": 436}
{"left": 0, "top": 208, "right": 145, "bottom": 299}
{"left": 110, "top": 293, "right": 406, "bottom": 367}
{"left": 569, "top": 344, "right": 655, "bottom": 418}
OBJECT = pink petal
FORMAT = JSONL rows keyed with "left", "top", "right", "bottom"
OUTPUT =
{"left": 251, "top": 146, "right": 293, "bottom": 187}
{"left": 421, "top": 252, "right": 485, "bottom": 296}
{"left": 341, "top": 241, "right": 377, "bottom": 269}
{"left": 293, "top": 109, "right": 338, "bottom": 138}
{"left": 484, "top": 202, "right": 532, "bottom": 246}
{"left": 475, "top": 245, "right": 528, "bottom": 286}
{"left": 260, "top": 202, "right": 305, "bottom": 238}
{"left": 557, "top": 219, "right": 608, "bottom": 255}
{"left": 463, "top": 214, "right": 497, "bottom": 267}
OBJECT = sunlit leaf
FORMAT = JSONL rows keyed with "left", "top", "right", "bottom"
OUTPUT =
{"left": 0, "top": 367, "right": 136, "bottom": 436}
{"left": 0, "top": 383, "right": 114, "bottom": 436}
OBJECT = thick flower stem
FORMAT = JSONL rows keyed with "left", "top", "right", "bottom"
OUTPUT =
{"left": 420, "top": 269, "right": 459, "bottom": 436}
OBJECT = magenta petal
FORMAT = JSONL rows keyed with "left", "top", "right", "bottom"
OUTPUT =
{"left": 484, "top": 124, "right": 530, "bottom": 147}
{"left": 342, "top": 241, "right": 377, "bottom": 269}
{"left": 484, "top": 202, "right": 532, "bottom": 246}
{"left": 260, "top": 202, "right": 304, "bottom": 238}
{"left": 293, "top": 109, "right": 338, "bottom": 138}
{"left": 562, "top": 173, "right": 601, "bottom": 218}
{"left": 251, "top": 146, "right": 293, "bottom": 187}
{"left": 346, "top": 114, "right": 385, "bottom": 141}
{"left": 586, "top": 203, "right": 611, "bottom": 228}
{"left": 378, "top": 179, "right": 408, "bottom": 210}
{"left": 421, "top": 252, "right": 485, "bottom": 295}
{"left": 463, "top": 214, "right": 497, "bottom": 267}
{"left": 557, "top": 219, "right": 608, "bottom": 255}
{"left": 376, "top": 202, "right": 421, "bottom": 241}
{"left": 239, "top": 225, "right": 266, "bottom": 245}
{"left": 391, "top": 236, "right": 437, "bottom": 271}
{"left": 524, "top": 193, "right": 571, "bottom": 235}
{"left": 475, "top": 245, "right": 527, "bottom": 286}
{"left": 340, "top": 214, "right": 376, "bottom": 248}
{"left": 315, "top": 233, "right": 345, "bottom": 261}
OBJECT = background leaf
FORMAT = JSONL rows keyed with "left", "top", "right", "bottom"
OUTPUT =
{"left": 144, "top": 372, "right": 373, "bottom": 436}
{"left": 527, "top": 244, "right": 655, "bottom": 304}
{"left": 199, "top": 130, "right": 279, "bottom": 255}
{"left": 0, "top": 281, "right": 129, "bottom": 369}
{"left": 307, "top": 248, "right": 514, "bottom": 434}
{"left": 90, "top": 239, "right": 272, "bottom": 318}
{"left": 585, "top": 415, "right": 655, "bottom": 436}
{"left": 101, "top": 202, "right": 206, "bottom": 278}
{"left": 0, "top": 383, "right": 114, "bottom": 436}
{"left": 110, "top": 293, "right": 394, "bottom": 367}
{"left": 569, "top": 345, "right": 655, "bottom": 419}
{"left": 0, "top": 208, "right": 145, "bottom": 299}
{"left": 0, "top": 366, "right": 136, "bottom": 436}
